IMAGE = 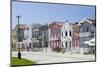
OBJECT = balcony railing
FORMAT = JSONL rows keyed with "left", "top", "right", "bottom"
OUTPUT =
{"left": 79, "top": 32, "right": 94, "bottom": 37}
{"left": 49, "top": 36, "right": 61, "bottom": 41}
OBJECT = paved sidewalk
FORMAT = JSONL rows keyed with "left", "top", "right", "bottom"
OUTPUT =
{"left": 12, "top": 51, "right": 95, "bottom": 64}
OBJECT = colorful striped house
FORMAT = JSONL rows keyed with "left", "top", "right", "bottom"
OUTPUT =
{"left": 48, "top": 22, "right": 64, "bottom": 52}
{"left": 61, "top": 23, "right": 73, "bottom": 52}
{"left": 71, "top": 23, "right": 80, "bottom": 53}
{"left": 48, "top": 22, "right": 73, "bottom": 52}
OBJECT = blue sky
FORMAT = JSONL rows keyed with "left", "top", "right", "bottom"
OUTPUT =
{"left": 12, "top": 1, "right": 95, "bottom": 29}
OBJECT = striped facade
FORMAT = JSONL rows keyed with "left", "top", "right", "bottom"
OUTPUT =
{"left": 48, "top": 22, "right": 64, "bottom": 49}
{"left": 71, "top": 24, "right": 80, "bottom": 53}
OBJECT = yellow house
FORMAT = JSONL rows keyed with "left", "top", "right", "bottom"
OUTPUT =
{"left": 12, "top": 31, "right": 17, "bottom": 50}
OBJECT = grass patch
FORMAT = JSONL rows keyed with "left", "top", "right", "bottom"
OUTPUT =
{"left": 11, "top": 57, "right": 37, "bottom": 66}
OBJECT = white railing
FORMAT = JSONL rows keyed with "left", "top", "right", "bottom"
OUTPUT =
{"left": 79, "top": 32, "right": 91, "bottom": 37}
{"left": 49, "top": 36, "right": 60, "bottom": 41}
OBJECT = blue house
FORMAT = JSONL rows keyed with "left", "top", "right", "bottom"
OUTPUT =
{"left": 79, "top": 18, "right": 96, "bottom": 54}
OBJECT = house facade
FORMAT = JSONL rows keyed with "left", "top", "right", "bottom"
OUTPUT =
{"left": 14, "top": 24, "right": 48, "bottom": 51}
{"left": 22, "top": 25, "right": 32, "bottom": 51}
{"left": 12, "top": 30, "right": 17, "bottom": 50}
{"left": 48, "top": 22, "right": 64, "bottom": 52}
{"left": 61, "top": 23, "right": 73, "bottom": 52}
{"left": 39, "top": 24, "right": 48, "bottom": 51}
{"left": 13, "top": 17, "right": 95, "bottom": 53}
{"left": 79, "top": 18, "right": 96, "bottom": 54}
{"left": 71, "top": 23, "right": 80, "bottom": 53}
{"left": 14, "top": 24, "right": 29, "bottom": 50}
{"left": 31, "top": 24, "right": 42, "bottom": 51}
{"left": 48, "top": 22, "right": 73, "bottom": 52}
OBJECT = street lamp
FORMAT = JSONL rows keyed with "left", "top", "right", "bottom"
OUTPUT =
{"left": 16, "top": 15, "right": 21, "bottom": 59}
{"left": 16, "top": 15, "right": 21, "bottom": 48}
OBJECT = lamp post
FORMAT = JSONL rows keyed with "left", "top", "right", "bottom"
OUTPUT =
{"left": 16, "top": 15, "right": 21, "bottom": 48}
{"left": 16, "top": 15, "right": 21, "bottom": 59}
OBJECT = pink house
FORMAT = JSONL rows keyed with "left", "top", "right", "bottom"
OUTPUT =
{"left": 72, "top": 24, "right": 80, "bottom": 53}
{"left": 72, "top": 32, "right": 79, "bottom": 48}
{"left": 48, "top": 22, "right": 64, "bottom": 50}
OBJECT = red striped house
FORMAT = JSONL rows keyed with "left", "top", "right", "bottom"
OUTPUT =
{"left": 48, "top": 22, "right": 64, "bottom": 49}
{"left": 72, "top": 32, "right": 79, "bottom": 48}
{"left": 72, "top": 24, "right": 80, "bottom": 52}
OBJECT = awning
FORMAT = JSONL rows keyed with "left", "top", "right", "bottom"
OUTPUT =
{"left": 88, "top": 43, "right": 95, "bottom": 46}
{"left": 83, "top": 41, "right": 90, "bottom": 44}
{"left": 90, "top": 38, "right": 95, "bottom": 43}
{"left": 83, "top": 38, "right": 95, "bottom": 46}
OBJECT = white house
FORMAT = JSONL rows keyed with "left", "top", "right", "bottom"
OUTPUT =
{"left": 16, "top": 24, "right": 33, "bottom": 51}
{"left": 61, "top": 23, "right": 73, "bottom": 52}
{"left": 22, "top": 24, "right": 33, "bottom": 51}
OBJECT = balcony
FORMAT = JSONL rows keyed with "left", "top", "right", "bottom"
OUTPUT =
{"left": 49, "top": 36, "right": 61, "bottom": 41}
{"left": 79, "top": 32, "right": 92, "bottom": 37}
{"left": 38, "top": 36, "right": 42, "bottom": 39}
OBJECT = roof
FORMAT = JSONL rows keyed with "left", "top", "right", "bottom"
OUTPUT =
{"left": 39, "top": 24, "right": 48, "bottom": 31}
{"left": 87, "top": 18, "right": 96, "bottom": 26}
{"left": 80, "top": 18, "right": 96, "bottom": 26}
{"left": 31, "top": 24, "right": 41, "bottom": 29}
{"left": 48, "top": 21, "right": 64, "bottom": 28}
{"left": 73, "top": 25, "right": 80, "bottom": 29}
{"left": 72, "top": 24, "right": 80, "bottom": 33}
{"left": 53, "top": 21, "right": 64, "bottom": 25}
{"left": 14, "top": 24, "right": 29, "bottom": 30}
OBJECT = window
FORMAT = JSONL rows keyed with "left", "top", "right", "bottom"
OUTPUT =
{"left": 53, "top": 34, "right": 55, "bottom": 37}
{"left": 29, "top": 43, "right": 31, "bottom": 48}
{"left": 65, "top": 31, "right": 67, "bottom": 36}
{"left": 65, "top": 41, "right": 67, "bottom": 48}
{"left": 86, "top": 27, "right": 88, "bottom": 32}
{"left": 22, "top": 44, "right": 25, "bottom": 49}
{"left": 69, "top": 41, "right": 71, "bottom": 48}
{"left": 69, "top": 31, "right": 71, "bottom": 36}
{"left": 32, "top": 34, "right": 34, "bottom": 38}
{"left": 35, "top": 33, "right": 36, "bottom": 38}
{"left": 50, "top": 34, "right": 52, "bottom": 37}
{"left": 62, "top": 32, "right": 63, "bottom": 36}
{"left": 45, "top": 42, "right": 48, "bottom": 47}
{"left": 39, "top": 32, "right": 41, "bottom": 36}
{"left": 69, "top": 41, "right": 71, "bottom": 50}
{"left": 62, "top": 42, "right": 63, "bottom": 46}
{"left": 24, "top": 37, "right": 26, "bottom": 40}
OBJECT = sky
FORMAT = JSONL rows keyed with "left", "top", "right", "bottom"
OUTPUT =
{"left": 12, "top": 1, "right": 95, "bottom": 29}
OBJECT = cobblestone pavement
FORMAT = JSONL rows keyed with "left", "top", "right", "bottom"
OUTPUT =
{"left": 12, "top": 51, "right": 95, "bottom": 64}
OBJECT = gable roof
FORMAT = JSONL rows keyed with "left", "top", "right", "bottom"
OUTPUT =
{"left": 14, "top": 24, "right": 29, "bottom": 30}
{"left": 48, "top": 21, "right": 64, "bottom": 28}
{"left": 79, "top": 18, "right": 96, "bottom": 26}
{"left": 31, "top": 24, "right": 41, "bottom": 29}
{"left": 72, "top": 24, "right": 80, "bottom": 33}
{"left": 87, "top": 18, "right": 96, "bottom": 26}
